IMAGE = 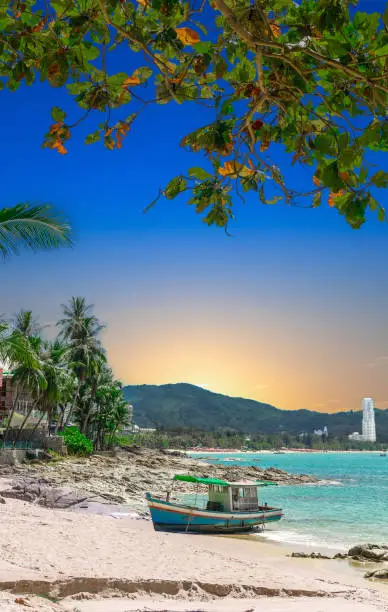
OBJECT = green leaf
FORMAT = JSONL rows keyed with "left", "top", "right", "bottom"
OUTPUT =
{"left": 82, "top": 43, "right": 100, "bottom": 61}
{"left": 194, "top": 42, "right": 212, "bottom": 54}
{"left": 371, "top": 171, "right": 388, "bottom": 188}
{"left": 0, "top": 17, "right": 12, "bottom": 29}
{"left": 220, "top": 100, "right": 233, "bottom": 115}
{"left": 378, "top": 207, "right": 386, "bottom": 222}
{"left": 112, "top": 4, "right": 126, "bottom": 26}
{"left": 85, "top": 131, "right": 101, "bottom": 145}
{"left": 320, "top": 162, "right": 343, "bottom": 191}
{"left": 188, "top": 167, "right": 213, "bottom": 180}
{"left": 51, "top": 0, "right": 68, "bottom": 14}
{"left": 312, "top": 192, "right": 322, "bottom": 208}
{"left": 164, "top": 176, "right": 187, "bottom": 199}
{"left": 51, "top": 107, "right": 66, "bottom": 122}
{"left": 368, "top": 195, "right": 378, "bottom": 212}
{"left": 375, "top": 44, "right": 388, "bottom": 57}
{"left": 314, "top": 134, "right": 337, "bottom": 156}
{"left": 229, "top": 59, "right": 256, "bottom": 83}
{"left": 215, "top": 57, "right": 228, "bottom": 79}
{"left": 135, "top": 67, "right": 153, "bottom": 82}
{"left": 107, "top": 73, "right": 129, "bottom": 87}
{"left": 383, "top": 6, "right": 388, "bottom": 28}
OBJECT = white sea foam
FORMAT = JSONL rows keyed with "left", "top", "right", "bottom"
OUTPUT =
{"left": 257, "top": 528, "right": 347, "bottom": 552}
{"left": 304, "top": 479, "right": 342, "bottom": 486}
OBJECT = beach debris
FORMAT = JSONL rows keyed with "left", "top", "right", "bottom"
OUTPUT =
{"left": 0, "top": 495, "right": 6, "bottom": 504}
{"left": 14, "top": 597, "right": 33, "bottom": 607}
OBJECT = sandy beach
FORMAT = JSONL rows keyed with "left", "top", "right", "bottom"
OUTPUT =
{"left": 0, "top": 495, "right": 388, "bottom": 611}
{"left": 0, "top": 451, "right": 387, "bottom": 611}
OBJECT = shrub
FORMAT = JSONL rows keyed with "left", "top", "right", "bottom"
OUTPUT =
{"left": 60, "top": 426, "right": 93, "bottom": 456}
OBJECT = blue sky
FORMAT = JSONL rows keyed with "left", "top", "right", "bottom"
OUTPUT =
{"left": 1, "top": 0, "right": 388, "bottom": 413}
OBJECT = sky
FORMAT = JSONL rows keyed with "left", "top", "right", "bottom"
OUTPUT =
{"left": 0, "top": 0, "right": 388, "bottom": 414}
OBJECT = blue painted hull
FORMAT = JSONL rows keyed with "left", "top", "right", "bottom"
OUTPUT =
{"left": 146, "top": 494, "right": 283, "bottom": 533}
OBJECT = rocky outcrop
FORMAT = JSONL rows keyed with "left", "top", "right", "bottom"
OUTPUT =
{"left": 0, "top": 448, "right": 318, "bottom": 513}
{"left": 348, "top": 544, "right": 388, "bottom": 562}
{"left": 365, "top": 568, "right": 388, "bottom": 580}
{"left": 0, "top": 478, "right": 126, "bottom": 509}
{"left": 290, "top": 552, "right": 332, "bottom": 559}
{"left": 289, "top": 544, "right": 388, "bottom": 575}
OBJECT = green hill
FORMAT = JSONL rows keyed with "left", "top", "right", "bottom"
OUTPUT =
{"left": 123, "top": 383, "right": 388, "bottom": 441}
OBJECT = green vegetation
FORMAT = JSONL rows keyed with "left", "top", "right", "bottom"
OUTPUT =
{"left": 0, "top": 203, "right": 72, "bottom": 258}
{"left": 122, "top": 428, "right": 388, "bottom": 451}
{"left": 0, "top": 1, "right": 387, "bottom": 229}
{"left": 60, "top": 426, "right": 93, "bottom": 455}
{"left": 0, "top": 298, "right": 131, "bottom": 450}
{"left": 123, "top": 383, "right": 388, "bottom": 442}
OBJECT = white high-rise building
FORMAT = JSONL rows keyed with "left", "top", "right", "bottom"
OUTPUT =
{"left": 361, "top": 397, "right": 376, "bottom": 442}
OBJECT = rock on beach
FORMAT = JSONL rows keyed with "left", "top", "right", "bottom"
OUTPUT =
{"left": 0, "top": 447, "right": 318, "bottom": 513}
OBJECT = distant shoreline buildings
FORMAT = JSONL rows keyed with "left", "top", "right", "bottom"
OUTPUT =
{"left": 348, "top": 397, "right": 376, "bottom": 442}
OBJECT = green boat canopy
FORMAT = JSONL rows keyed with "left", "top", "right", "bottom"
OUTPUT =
{"left": 173, "top": 474, "right": 278, "bottom": 487}
{"left": 174, "top": 475, "right": 229, "bottom": 486}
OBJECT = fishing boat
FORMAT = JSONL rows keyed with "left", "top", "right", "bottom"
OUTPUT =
{"left": 146, "top": 474, "right": 283, "bottom": 533}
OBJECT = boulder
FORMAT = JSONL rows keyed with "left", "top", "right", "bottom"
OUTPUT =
{"left": 290, "top": 552, "right": 331, "bottom": 559}
{"left": 365, "top": 568, "right": 388, "bottom": 580}
{"left": 348, "top": 544, "right": 388, "bottom": 561}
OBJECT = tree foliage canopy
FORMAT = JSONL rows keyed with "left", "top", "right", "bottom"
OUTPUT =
{"left": 2, "top": 0, "right": 388, "bottom": 228}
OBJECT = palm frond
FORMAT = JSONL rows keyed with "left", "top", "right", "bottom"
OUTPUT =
{"left": 0, "top": 202, "right": 72, "bottom": 257}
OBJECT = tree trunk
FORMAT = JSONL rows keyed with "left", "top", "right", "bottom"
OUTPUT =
{"left": 28, "top": 411, "right": 46, "bottom": 442}
{"left": 64, "top": 380, "right": 82, "bottom": 428}
{"left": 13, "top": 401, "right": 38, "bottom": 446}
{"left": 55, "top": 404, "right": 67, "bottom": 433}
{"left": 81, "top": 404, "right": 94, "bottom": 435}
{"left": 109, "top": 427, "right": 118, "bottom": 447}
{"left": 2, "top": 391, "right": 20, "bottom": 449}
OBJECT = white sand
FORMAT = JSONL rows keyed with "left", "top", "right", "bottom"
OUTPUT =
{"left": 0, "top": 498, "right": 387, "bottom": 611}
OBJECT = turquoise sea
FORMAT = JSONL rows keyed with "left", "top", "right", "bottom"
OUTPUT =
{"left": 188, "top": 452, "right": 388, "bottom": 551}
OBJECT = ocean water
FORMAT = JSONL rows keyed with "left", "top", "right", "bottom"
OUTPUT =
{"left": 188, "top": 452, "right": 388, "bottom": 551}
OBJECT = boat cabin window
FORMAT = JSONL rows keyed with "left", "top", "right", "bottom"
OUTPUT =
{"left": 231, "top": 486, "right": 259, "bottom": 511}
{"left": 207, "top": 484, "right": 229, "bottom": 512}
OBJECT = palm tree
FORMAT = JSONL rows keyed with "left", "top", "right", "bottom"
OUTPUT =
{"left": 11, "top": 336, "right": 47, "bottom": 446}
{"left": 11, "top": 310, "right": 41, "bottom": 338}
{"left": 109, "top": 397, "right": 131, "bottom": 446}
{"left": 0, "top": 203, "right": 72, "bottom": 257}
{"left": 57, "top": 297, "right": 106, "bottom": 427}
{"left": 0, "top": 327, "right": 44, "bottom": 447}
{"left": 57, "top": 297, "right": 102, "bottom": 340}
{"left": 28, "top": 339, "right": 74, "bottom": 440}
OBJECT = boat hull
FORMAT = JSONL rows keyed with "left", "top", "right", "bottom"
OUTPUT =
{"left": 146, "top": 494, "right": 283, "bottom": 533}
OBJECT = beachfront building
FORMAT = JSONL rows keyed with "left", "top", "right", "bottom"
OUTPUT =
{"left": 0, "top": 368, "right": 43, "bottom": 428}
{"left": 362, "top": 397, "right": 376, "bottom": 442}
{"left": 348, "top": 431, "right": 362, "bottom": 441}
{"left": 348, "top": 397, "right": 376, "bottom": 442}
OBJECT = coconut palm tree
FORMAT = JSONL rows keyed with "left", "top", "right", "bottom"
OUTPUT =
{"left": 57, "top": 297, "right": 103, "bottom": 341}
{"left": 11, "top": 310, "right": 41, "bottom": 338}
{"left": 0, "top": 327, "right": 44, "bottom": 447}
{"left": 83, "top": 368, "right": 130, "bottom": 449}
{"left": 28, "top": 339, "right": 75, "bottom": 440}
{"left": 11, "top": 336, "right": 47, "bottom": 446}
{"left": 0, "top": 203, "right": 72, "bottom": 257}
{"left": 57, "top": 298, "right": 106, "bottom": 427}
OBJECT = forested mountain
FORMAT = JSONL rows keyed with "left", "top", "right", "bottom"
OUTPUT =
{"left": 123, "top": 384, "right": 388, "bottom": 441}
